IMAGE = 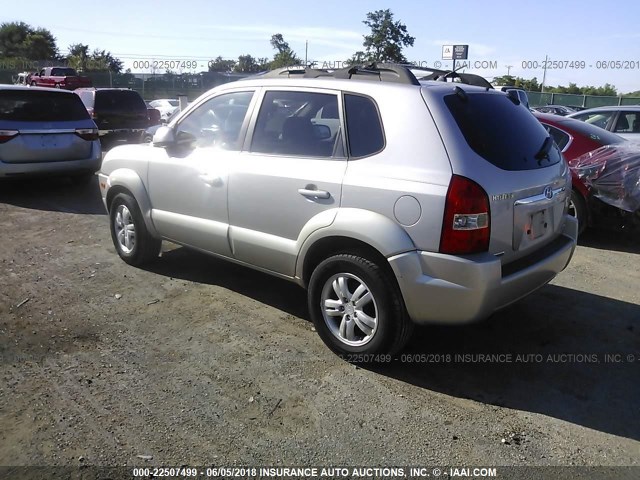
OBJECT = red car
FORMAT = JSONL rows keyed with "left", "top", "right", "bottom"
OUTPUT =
{"left": 533, "top": 111, "right": 626, "bottom": 233}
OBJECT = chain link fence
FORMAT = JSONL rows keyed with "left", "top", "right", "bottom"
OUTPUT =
{"left": 527, "top": 91, "right": 640, "bottom": 108}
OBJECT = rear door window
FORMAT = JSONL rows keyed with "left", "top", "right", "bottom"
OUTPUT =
{"left": 444, "top": 92, "right": 561, "bottom": 170}
{"left": 0, "top": 90, "right": 90, "bottom": 122}
{"left": 573, "top": 111, "right": 616, "bottom": 130}
{"left": 614, "top": 112, "right": 640, "bottom": 133}
{"left": 250, "top": 90, "right": 341, "bottom": 158}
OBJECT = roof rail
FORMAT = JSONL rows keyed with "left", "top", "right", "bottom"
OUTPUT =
{"left": 401, "top": 64, "right": 494, "bottom": 89}
{"left": 254, "top": 66, "right": 333, "bottom": 79}
{"left": 251, "top": 63, "right": 493, "bottom": 88}
{"left": 332, "top": 63, "right": 421, "bottom": 85}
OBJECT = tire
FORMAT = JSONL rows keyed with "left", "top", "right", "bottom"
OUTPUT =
{"left": 307, "top": 254, "right": 413, "bottom": 358}
{"left": 568, "top": 189, "right": 587, "bottom": 235}
{"left": 54, "top": 83, "right": 61, "bottom": 88}
{"left": 109, "top": 193, "right": 161, "bottom": 266}
{"left": 31, "top": 81, "right": 37, "bottom": 86}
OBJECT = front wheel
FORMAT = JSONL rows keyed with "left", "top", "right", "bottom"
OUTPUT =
{"left": 109, "top": 193, "right": 161, "bottom": 266}
{"left": 307, "top": 254, "right": 413, "bottom": 357}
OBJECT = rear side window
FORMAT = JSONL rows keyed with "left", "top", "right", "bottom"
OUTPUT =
{"left": 344, "top": 94, "right": 384, "bottom": 157}
{"left": 542, "top": 124, "right": 571, "bottom": 151}
{"left": 444, "top": 93, "right": 561, "bottom": 170}
{"left": 0, "top": 90, "right": 90, "bottom": 122}
{"left": 95, "top": 90, "right": 146, "bottom": 112}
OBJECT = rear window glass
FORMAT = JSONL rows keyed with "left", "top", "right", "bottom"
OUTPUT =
{"left": 543, "top": 124, "right": 571, "bottom": 151}
{"left": 444, "top": 92, "right": 561, "bottom": 170}
{"left": 0, "top": 90, "right": 90, "bottom": 122}
{"left": 344, "top": 94, "right": 384, "bottom": 157}
{"left": 95, "top": 90, "right": 146, "bottom": 112}
{"left": 557, "top": 118, "right": 625, "bottom": 145}
{"left": 51, "top": 67, "right": 78, "bottom": 76}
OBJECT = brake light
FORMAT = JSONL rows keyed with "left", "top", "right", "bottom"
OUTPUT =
{"left": 75, "top": 128, "right": 99, "bottom": 141}
{"left": 0, "top": 130, "right": 19, "bottom": 144}
{"left": 439, "top": 175, "right": 490, "bottom": 254}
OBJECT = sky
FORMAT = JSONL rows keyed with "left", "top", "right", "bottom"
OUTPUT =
{"left": 4, "top": 0, "right": 640, "bottom": 93}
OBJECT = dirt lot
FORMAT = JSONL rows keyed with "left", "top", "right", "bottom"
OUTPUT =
{"left": 0, "top": 176, "right": 639, "bottom": 473}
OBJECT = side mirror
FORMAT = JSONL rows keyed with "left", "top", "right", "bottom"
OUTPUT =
{"left": 313, "top": 124, "right": 331, "bottom": 140}
{"left": 152, "top": 126, "right": 176, "bottom": 147}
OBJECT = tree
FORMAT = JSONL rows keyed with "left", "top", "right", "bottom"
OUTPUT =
{"left": 234, "top": 54, "right": 268, "bottom": 73}
{"left": 208, "top": 55, "right": 236, "bottom": 72}
{"left": 67, "top": 43, "right": 89, "bottom": 71}
{"left": 0, "top": 21, "right": 58, "bottom": 60}
{"left": 269, "top": 34, "right": 300, "bottom": 68}
{"left": 352, "top": 9, "right": 415, "bottom": 64}
{"left": 89, "top": 48, "right": 123, "bottom": 73}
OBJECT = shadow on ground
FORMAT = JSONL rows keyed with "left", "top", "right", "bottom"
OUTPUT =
{"left": 145, "top": 244, "right": 639, "bottom": 442}
{"left": 578, "top": 227, "right": 640, "bottom": 254}
{"left": 0, "top": 175, "right": 105, "bottom": 215}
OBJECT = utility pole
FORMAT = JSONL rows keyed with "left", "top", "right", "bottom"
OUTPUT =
{"left": 506, "top": 65, "right": 513, "bottom": 76}
{"left": 541, "top": 54, "right": 548, "bottom": 93}
{"left": 305, "top": 41, "right": 308, "bottom": 66}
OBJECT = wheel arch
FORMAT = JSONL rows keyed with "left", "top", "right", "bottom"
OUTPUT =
{"left": 297, "top": 208, "right": 416, "bottom": 288}
{"left": 105, "top": 169, "right": 159, "bottom": 238}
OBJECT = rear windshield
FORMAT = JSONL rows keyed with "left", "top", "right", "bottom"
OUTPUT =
{"left": 444, "top": 92, "right": 562, "bottom": 170}
{"left": 95, "top": 90, "right": 146, "bottom": 112}
{"left": 51, "top": 68, "right": 78, "bottom": 76}
{"left": 557, "top": 118, "right": 626, "bottom": 146}
{"left": 0, "top": 90, "right": 90, "bottom": 122}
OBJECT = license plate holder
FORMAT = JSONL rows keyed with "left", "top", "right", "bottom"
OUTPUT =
{"left": 529, "top": 210, "right": 548, "bottom": 239}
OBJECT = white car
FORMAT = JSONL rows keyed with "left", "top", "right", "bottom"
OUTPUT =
{"left": 568, "top": 106, "right": 640, "bottom": 141}
{"left": 148, "top": 98, "right": 179, "bottom": 122}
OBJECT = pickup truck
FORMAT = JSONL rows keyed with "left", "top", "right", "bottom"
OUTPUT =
{"left": 29, "top": 67, "right": 92, "bottom": 90}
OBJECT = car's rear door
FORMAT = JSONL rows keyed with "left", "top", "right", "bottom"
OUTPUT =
{"left": 227, "top": 88, "right": 347, "bottom": 276}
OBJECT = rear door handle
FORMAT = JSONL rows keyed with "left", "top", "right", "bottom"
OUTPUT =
{"left": 298, "top": 188, "right": 330, "bottom": 199}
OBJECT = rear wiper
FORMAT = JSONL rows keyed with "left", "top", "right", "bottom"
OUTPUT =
{"left": 534, "top": 136, "right": 553, "bottom": 163}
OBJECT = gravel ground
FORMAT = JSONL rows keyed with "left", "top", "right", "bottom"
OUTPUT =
{"left": 0, "top": 176, "right": 638, "bottom": 475}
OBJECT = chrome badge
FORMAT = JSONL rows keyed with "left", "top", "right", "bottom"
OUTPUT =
{"left": 543, "top": 186, "right": 553, "bottom": 199}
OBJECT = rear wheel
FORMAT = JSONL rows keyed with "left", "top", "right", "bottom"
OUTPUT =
{"left": 308, "top": 254, "right": 413, "bottom": 358}
{"left": 568, "top": 189, "right": 587, "bottom": 235}
{"left": 109, "top": 193, "right": 161, "bottom": 266}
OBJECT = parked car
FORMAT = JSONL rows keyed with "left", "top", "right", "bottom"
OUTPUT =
{"left": 75, "top": 88, "right": 149, "bottom": 145}
{"left": 567, "top": 106, "right": 640, "bottom": 140}
{"left": 148, "top": 99, "right": 179, "bottom": 123}
{"left": 533, "top": 111, "right": 626, "bottom": 233}
{"left": 29, "top": 67, "right": 92, "bottom": 90}
{"left": 99, "top": 64, "right": 577, "bottom": 357}
{"left": 533, "top": 105, "right": 577, "bottom": 116}
{"left": 0, "top": 85, "right": 101, "bottom": 181}
{"left": 571, "top": 144, "right": 640, "bottom": 231}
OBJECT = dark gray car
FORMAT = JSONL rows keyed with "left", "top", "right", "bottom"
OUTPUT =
{"left": 0, "top": 86, "right": 101, "bottom": 180}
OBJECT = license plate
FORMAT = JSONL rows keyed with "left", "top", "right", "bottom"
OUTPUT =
{"left": 529, "top": 210, "right": 548, "bottom": 239}
{"left": 40, "top": 135, "right": 58, "bottom": 148}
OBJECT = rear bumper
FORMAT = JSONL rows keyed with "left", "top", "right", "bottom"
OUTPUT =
{"left": 389, "top": 215, "right": 578, "bottom": 325}
{"left": 0, "top": 144, "right": 102, "bottom": 178}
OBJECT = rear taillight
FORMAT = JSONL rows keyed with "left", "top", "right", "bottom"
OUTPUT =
{"left": 87, "top": 108, "right": 97, "bottom": 120}
{"left": 0, "top": 130, "right": 19, "bottom": 144}
{"left": 75, "top": 128, "right": 99, "bottom": 141}
{"left": 439, "top": 175, "right": 491, "bottom": 254}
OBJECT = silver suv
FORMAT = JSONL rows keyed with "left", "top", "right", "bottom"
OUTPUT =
{"left": 98, "top": 64, "right": 578, "bottom": 357}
